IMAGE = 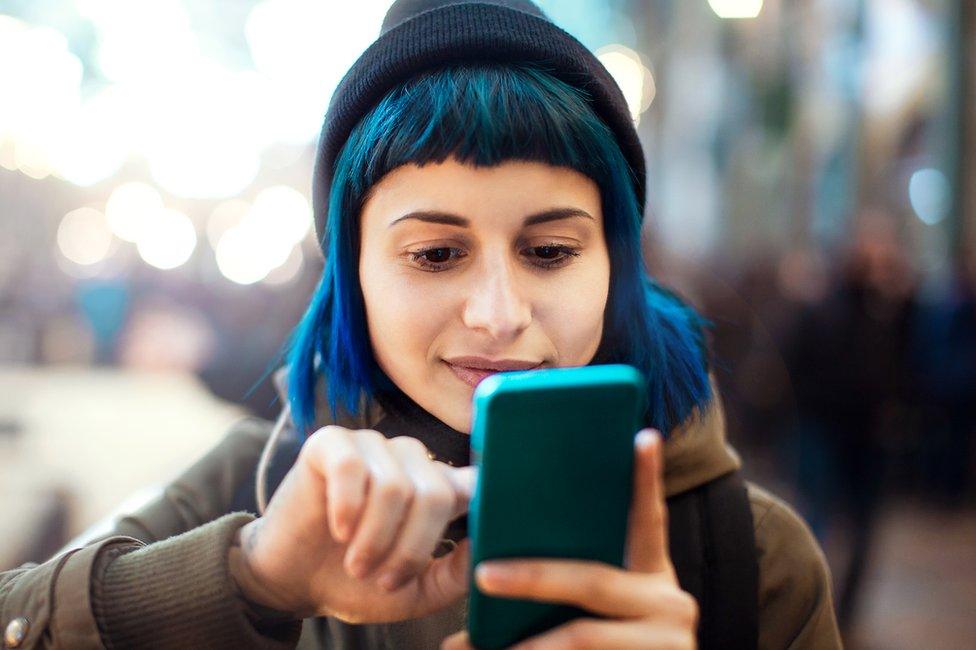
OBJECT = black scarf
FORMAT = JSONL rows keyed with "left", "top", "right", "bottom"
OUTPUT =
{"left": 370, "top": 388, "right": 472, "bottom": 467}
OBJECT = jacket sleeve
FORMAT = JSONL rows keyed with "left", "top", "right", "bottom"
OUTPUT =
{"left": 0, "top": 417, "right": 302, "bottom": 649}
{"left": 748, "top": 484, "right": 843, "bottom": 650}
{"left": 1, "top": 537, "right": 142, "bottom": 649}
{"left": 93, "top": 416, "right": 279, "bottom": 545}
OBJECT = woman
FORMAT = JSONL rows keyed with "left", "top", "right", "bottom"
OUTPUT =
{"left": 0, "top": 1, "right": 841, "bottom": 648}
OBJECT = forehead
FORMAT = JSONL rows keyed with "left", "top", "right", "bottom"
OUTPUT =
{"left": 360, "top": 158, "right": 601, "bottom": 230}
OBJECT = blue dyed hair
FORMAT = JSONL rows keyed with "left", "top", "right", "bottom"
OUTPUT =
{"left": 279, "top": 62, "right": 712, "bottom": 436}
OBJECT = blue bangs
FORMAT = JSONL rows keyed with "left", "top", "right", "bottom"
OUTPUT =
{"left": 278, "top": 61, "right": 712, "bottom": 436}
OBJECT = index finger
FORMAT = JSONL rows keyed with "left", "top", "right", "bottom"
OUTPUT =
{"left": 436, "top": 463, "right": 477, "bottom": 519}
{"left": 440, "top": 630, "right": 474, "bottom": 650}
{"left": 625, "top": 428, "right": 674, "bottom": 575}
{"left": 302, "top": 425, "right": 370, "bottom": 543}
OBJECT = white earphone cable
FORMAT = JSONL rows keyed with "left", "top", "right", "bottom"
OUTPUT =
{"left": 255, "top": 402, "right": 292, "bottom": 515}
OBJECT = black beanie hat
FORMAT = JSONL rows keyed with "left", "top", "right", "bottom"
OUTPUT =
{"left": 311, "top": 0, "right": 646, "bottom": 253}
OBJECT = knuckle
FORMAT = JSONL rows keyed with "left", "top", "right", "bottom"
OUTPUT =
{"left": 562, "top": 620, "right": 600, "bottom": 648}
{"left": 300, "top": 426, "right": 334, "bottom": 459}
{"left": 667, "top": 589, "right": 699, "bottom": 626}
{"left": 385, "top": 553, "right": 428, "bottom": 580}
{"left": 375, "top": 476, "right": 413, "bottom": 505}
{"left": 331, "top": 451, "right": 366, "bottom": 478}
{"left": 333, "top": 496, "right": 360, "bottom": 519}
{"left": 354, "top": 428, "right": 386, "bottom": 443}
{"left": 312, "top": 424, "right": 348, "bottom": 445}
{"left": 577, "top": 571, "right": 607, "bottom": 602}
{"left": 389, "top": 435, "right": 428, "bottom": 454}
{"left": 350, "top": 541, "right": 382, "bottom": 563}
{"left": 417, "top": 484, "right": 455, "bottom": 515}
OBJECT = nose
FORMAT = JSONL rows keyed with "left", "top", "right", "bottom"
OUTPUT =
{"left": 461, "top": 255, "right": 532, "bottom": 341}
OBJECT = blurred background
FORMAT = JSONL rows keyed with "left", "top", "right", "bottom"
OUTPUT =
{"left": 0, "top": 0, "right": 972, "bottom": 647}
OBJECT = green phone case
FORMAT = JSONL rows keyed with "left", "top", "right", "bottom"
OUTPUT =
{"left": 466, "top": 363, "right": 647, "bottom": 649}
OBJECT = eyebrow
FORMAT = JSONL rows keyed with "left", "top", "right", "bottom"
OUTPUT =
{"left": 387, "top": 207, "right": 595, "bottom": 229}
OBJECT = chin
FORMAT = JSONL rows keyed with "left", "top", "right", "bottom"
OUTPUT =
{"left": 440, "top": 405, "right": 472, "bottom": 435}
{"left": 447, "top": 410, "right": 473, "bottom": 435}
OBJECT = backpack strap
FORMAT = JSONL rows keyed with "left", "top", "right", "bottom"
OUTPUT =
{"left": 666, "top": 470, "right": 759, "bottom": 650}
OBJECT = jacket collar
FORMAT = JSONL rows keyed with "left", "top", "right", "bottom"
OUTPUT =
{"left": 660, "top": 376, "right": 741, "bottom": 497}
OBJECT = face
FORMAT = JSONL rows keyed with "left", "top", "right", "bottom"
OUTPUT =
{"left": 358, "top": 157, "right": 611, "bottom": 433}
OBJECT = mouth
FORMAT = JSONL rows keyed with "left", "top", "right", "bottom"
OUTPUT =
{"left": 442, "top": 358, "right": 543, "bottom": 388}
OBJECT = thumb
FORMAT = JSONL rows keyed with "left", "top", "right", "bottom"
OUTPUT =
{"left": 625, "top": 428, "right": 674, "bottom": 576}
{"left": 410, "top": 537, "right": 472, "bottom": 616}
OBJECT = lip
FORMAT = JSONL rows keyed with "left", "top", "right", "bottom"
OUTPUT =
{"left": 442, "top": 357, "right": 543, "bottom": 388}
{"left": 443, "top": 356, "right": 543, "bottom": 371}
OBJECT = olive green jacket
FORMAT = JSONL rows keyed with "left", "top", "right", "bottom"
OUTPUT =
{"left": 0, "top": 374, "right": 842, "bottom": 649}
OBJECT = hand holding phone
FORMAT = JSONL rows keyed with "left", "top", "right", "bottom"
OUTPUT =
{"left": 463, "top": 364, "right": 648, "bottom": 649}
{"left": 442, "top": 364, "right": 697, "bottom": 650}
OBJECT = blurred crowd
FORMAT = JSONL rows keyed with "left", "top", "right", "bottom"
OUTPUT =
{"left": 673, "top": 209, "right": 976, "bottom": 633}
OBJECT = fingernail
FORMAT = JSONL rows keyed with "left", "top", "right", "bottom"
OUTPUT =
{"left": 475, "top": 562, "right": 513, "bottom": 587}
{"left": 635, "top": 428, "right": 658, "bottom": 450}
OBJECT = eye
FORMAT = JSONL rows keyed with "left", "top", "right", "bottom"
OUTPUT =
{"left": 523, "top": 244, "right": 581, "bottom": 269}
{"left": 408, "top": 246, "right": 466, "bottom": 271}
{"left": 406, "top": 243, "right": 581, "bottom": 272}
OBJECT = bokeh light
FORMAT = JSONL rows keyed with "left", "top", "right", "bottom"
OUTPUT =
{"left": 105, "top": 182, "right": 165, "bottom": 243}
{"left": 75, "top": 1, "right": 270, "bottom": 199}
{"left": 135, "top": 208, "right": 197, "bottom": 270}
{"left": 597, "top": 44, "right": 655, "bottom": 125}
{"left": 249, "top": 185, "right": 312, "bottom": 246}
{"left": 0, "top": 140, "right": 16, "bottom": 171}
{"left": 0, "top": 18, "right": 84, "bottom": 181}
{"left": 142, "top": 68, "right": 263, "bottom": 200}
{"left": 245, "top": 0, "right": 395, "bottom": 144}
{"left": 138, "top": 63, "right": 271, "bottom": 199}
{"left": 14, "top": 142, "right": 53, "bottom": 180}
{"left": 76, "top": 0, "right": 201, "bottom": 84}
{"left": 213, "top": 185, "right": 310, "bottom": 285}
{"left": 207, "top": 199, "right": 252, "bottom": 249}
{"left": 215, "top": 225, "right": 272, "bottom": 285}
{"left": 57, "top": 208, "right": 116, "bottom": 266}
{"left": 262, "top": 244, "right": 305, "bottom": 286}
{"left": 708, "top": 0, "right": 764, "bottom": 19}
{"left": 50, "top": 87, "right": 133, "bottom": 187}
{"left": 909, "top": 167, "right": 950, "bottom": 226}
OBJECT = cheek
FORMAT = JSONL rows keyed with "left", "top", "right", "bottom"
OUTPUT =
{"left": 536, "top": 260, "right": 610, "bottom": 361}
{"left": 360, "top": 263, "right": 448, "bottom": 365}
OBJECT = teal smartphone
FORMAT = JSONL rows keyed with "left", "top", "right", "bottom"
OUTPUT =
{"left": 466, "top": 363, "right": 647, "bottom": 650}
